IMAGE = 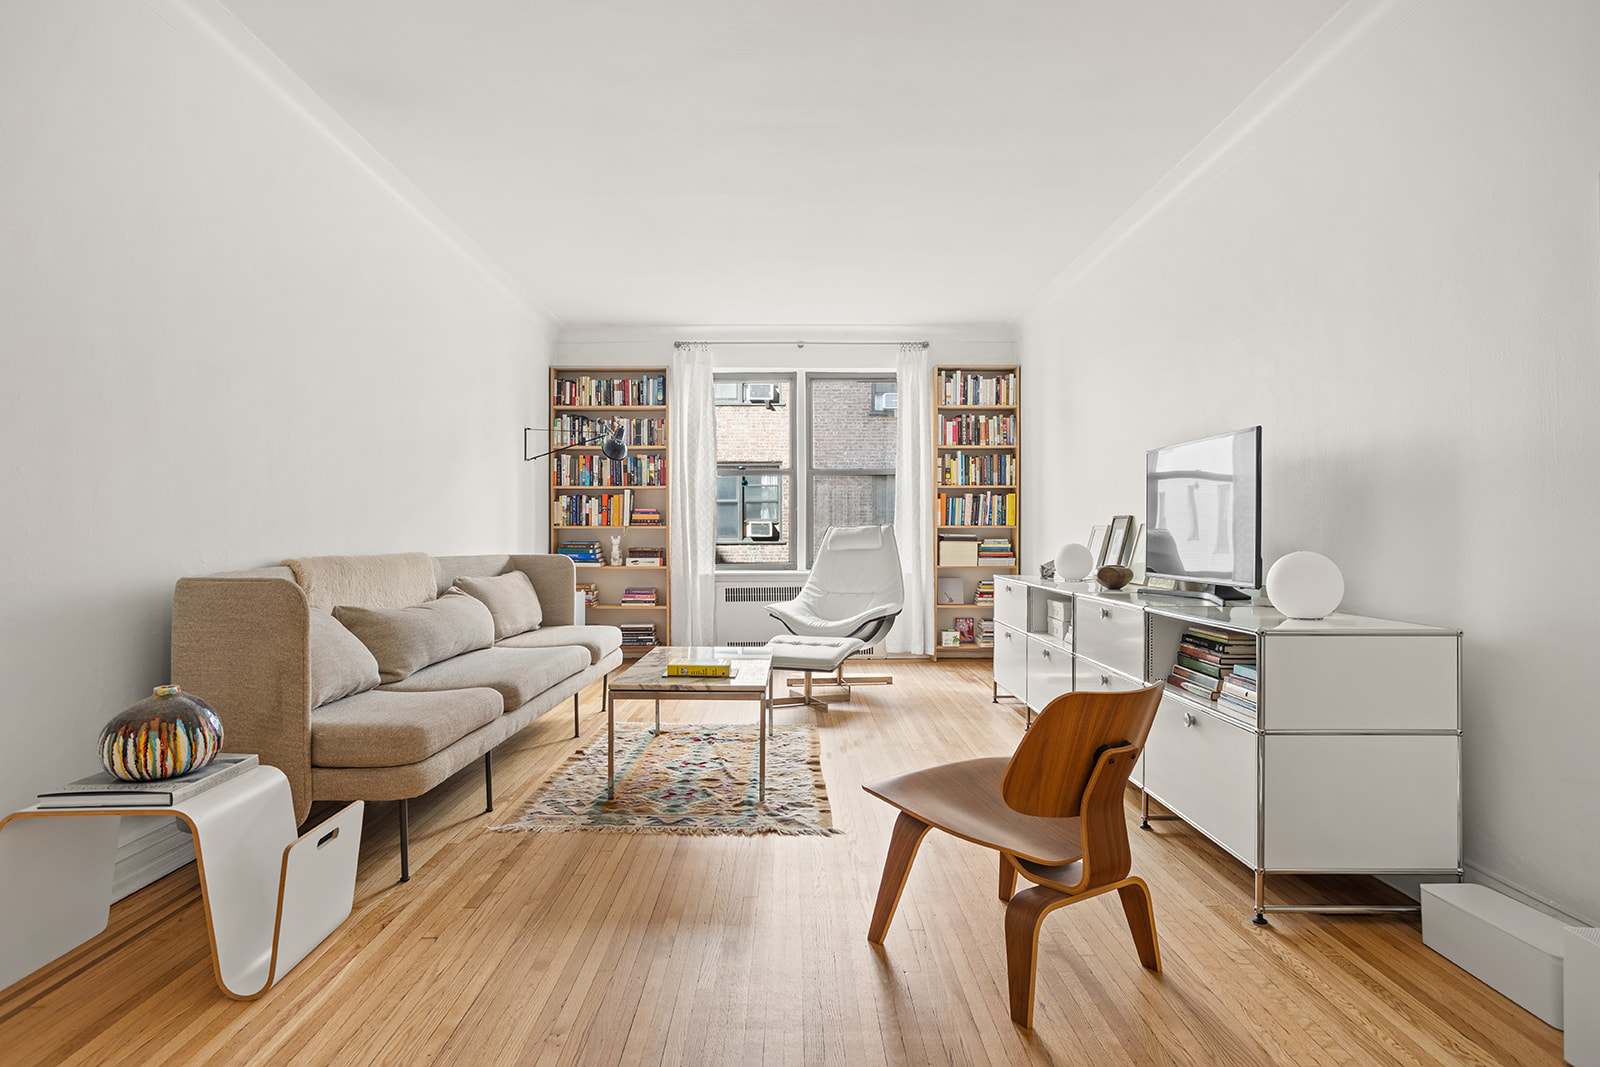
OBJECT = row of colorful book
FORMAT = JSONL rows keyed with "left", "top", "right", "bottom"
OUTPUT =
{"left": 555, "top": 491, "right": 634, "bottom": 528}
{"left": 551, "top": 454, "right": 666, "bottom": 487}
{"left": 937, "top": 452, "right": 1016, "bottom": 486}
{"left": 551, "top": 415, "right": 665, "bottom": 446}
{"left": 628, "top": 508, "right": 662, "bottom": 526}
{"left": 938, "top": 491, "right": 1017, "bottom": 527}
{"left": 1165, "top": 627, "right": 1258, "bottom": 718}
{"left": 939, "top": 370, "right": 1018, "bottom": 407}
{"left": 938, "top": 413, "right": 1016, "bottom": 446}
{"left": 553, "top": 374, "right": 666, "bottom": 407}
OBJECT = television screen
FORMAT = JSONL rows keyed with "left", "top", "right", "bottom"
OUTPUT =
{"left": 1144, "top": 427, "right": 1261, "bottom": 589}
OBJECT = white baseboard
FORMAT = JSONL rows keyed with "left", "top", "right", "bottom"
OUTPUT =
{"left": 112, "top": 816, "right": 195, "bottom": 901}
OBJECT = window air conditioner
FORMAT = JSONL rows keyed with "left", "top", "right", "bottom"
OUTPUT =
{"left": 745, "top": 383, "right": 777, "bottom": 404}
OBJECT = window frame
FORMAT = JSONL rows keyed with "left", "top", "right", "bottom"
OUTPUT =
{"left": 713, "top": 372, "right": 798, "bottom": 569}
{"left": 805, "top": 371, "right": 898, "bottom": 569}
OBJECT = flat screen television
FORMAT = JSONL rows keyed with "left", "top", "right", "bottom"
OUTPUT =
{"left": 1144, "top": 426, "right": 1261, "bottom": 597}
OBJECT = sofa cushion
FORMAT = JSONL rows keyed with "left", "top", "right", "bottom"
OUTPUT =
{"left": 378, "top": 646, "right": 589, "bottom": 711}
{"left": 452, "top": 570, "right": 543, "bottom": 640}
{"left": 310, "top": 687, "right": 503, "bottom": 768}
{"left": 307, "top": 610, "right": 382, "bottom": 707}
{"left": 497, "top": 624, "right": 622, "bottom": 666}
{"left": 334, "top": 591, "right": 494, "bottom": 683}
{"left": 286, "top": 552, "right": 436, "bottom": 612}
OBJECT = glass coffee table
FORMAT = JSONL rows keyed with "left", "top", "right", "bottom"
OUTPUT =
{"left": 605, "top": 646, "right": 774, "bottom": 801}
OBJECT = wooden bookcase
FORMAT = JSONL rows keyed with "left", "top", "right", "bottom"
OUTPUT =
{"left": 548, "top": 367, "right": 670, "bottom": 657}
{"left": 931, "top": 365, "right": 1020, "bottom": 661}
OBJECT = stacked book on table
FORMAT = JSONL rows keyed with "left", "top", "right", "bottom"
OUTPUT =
{"left": 1166, "top": 628, "right": 1257, "bottom": 716}
{"left": 622, "top": 587, "right": 657, "bottom": 606}
{"left": 558, "top": 541, "right": 604, "bottom": 567}
{"left": 620, "top": 622, "right": 656, "bottom": 648}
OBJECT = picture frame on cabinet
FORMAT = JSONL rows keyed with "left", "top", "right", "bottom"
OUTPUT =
{"left": 1118, "top": 522, "right": 1143, "bottom": 568}
{"left": 1102, "top": 516, "right": 1134, "bottom": 569}
{"left": 1087, "top": 525, "right": 1110, "bottom": 568}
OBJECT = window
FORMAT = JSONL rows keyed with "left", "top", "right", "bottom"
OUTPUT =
{"left": 808, "top": 375, "right": 896, "bottom": 567}
{"left": 715, "top": 374, "right": 795, "bottom": 566}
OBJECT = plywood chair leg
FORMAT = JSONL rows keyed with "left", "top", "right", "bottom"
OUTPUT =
{"left": 1116, "top": 877, "right": 1162, "bottom": 971}
{"left": 867, "top": 811, "right": 932, "bottom": 944}
{"left": 1003, "top": 884, "right": 1070, "bottom": 1029}
{"left": 999, "top": 854, "right": 1017, "bottom": 902}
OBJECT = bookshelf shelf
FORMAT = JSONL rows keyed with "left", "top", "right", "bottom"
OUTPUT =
{"left": 932, "top": 365, "right": 1019, "bottom": 661}
{"left": 551, "top": 367, "right": 670, "bottom": 657}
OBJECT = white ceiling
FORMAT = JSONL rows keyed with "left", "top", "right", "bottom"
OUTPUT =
{"left": 220, "top": 0, "right": 1344, "bottom": 327}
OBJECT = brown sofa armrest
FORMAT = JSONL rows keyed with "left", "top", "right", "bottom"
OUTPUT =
{"left": 508, "top": 555, "right": 578, "bottom": 628}
{"left": 172, "top": 575, "right": 316, "bottom": 823}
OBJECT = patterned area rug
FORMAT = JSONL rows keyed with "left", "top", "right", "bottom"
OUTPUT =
{"left": 495, "top": 723, "right": 839, "bottom": 835}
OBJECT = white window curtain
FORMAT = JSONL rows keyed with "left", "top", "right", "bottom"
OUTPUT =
{"left": 669, "top": 342, "right": 717, "bottom": 645}
{"left": 889, "top": 342, "right": 932, "bottom": 655}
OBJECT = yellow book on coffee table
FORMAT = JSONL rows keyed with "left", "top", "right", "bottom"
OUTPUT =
{"left": 664, "top": 659, "right": 732, "bottom": 678}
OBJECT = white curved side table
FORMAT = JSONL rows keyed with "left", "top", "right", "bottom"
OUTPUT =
{"left": 0, "top": 765, "right": 362, "bottom": 999}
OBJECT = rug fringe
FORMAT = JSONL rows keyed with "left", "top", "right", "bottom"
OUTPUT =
{"left": 491, "top": 823, "right": 841, "bottom": 836}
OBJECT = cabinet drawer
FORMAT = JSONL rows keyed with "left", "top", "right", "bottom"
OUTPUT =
{"left": 994, "top": 577, "right": 1027, "bottom": 630}
{"left": 1144, "top": 693, "right": 1257, "bottom": 864}
{"left": 993, "top": 622, "right": 1027, "bottom": 700}
{"left": 1073, "top": 656, "right": 1144, "bottom": 694}
{"left": 1026, "top": 635, "right": 1072, "bottom": 712}
{"left": 1075, "top": 599, "right": 1145, "bottom": 680}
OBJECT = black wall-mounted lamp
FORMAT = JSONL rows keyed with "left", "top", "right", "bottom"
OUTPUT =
{"left": 524, "top": 419, "right": 629, "bottom": 462}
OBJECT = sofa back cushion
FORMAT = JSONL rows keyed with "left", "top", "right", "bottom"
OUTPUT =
{"left": 308, "top": 610, "right": 382, "bottom": 707}
{"left": 452, "top": 570, "right": 543, "bottom": 640}
{"left": 287, "top": 552, "right": 436, "bottom": 613}
{"left": 333, "top": 591, "right": 494, "bottom": 683}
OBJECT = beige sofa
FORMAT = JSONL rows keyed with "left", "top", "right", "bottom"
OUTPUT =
{"left": 171, "top": 552, "right": 622, "bottom": 880}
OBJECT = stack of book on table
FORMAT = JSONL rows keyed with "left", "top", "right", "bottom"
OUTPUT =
{"left": 621, "top": 587, "right": 657, "bottom": 606}
{"left": 664, "top": 658, "right": 730, "bottom": 678}
{"left": 37, "top": 754, "right": 259, "bottom": 808}
{"left": 1166, "top": 628, "right": 1257, "bottom": 713}
{"left": 1218, "top": 663, "right": 1258, "bottom": 718}
{"left": 620, "top": 622, "right": 656, "bottom": 648}
{"left": 558, "top": 541, "right": 603, "bottom": 567}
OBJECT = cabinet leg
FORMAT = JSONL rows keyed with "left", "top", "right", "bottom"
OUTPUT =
{"left": 1252, "top": 870, "right": 1269, "bottom": 925}
{"left": 1140, "top": 786, "right": 1151, "bottom": 830}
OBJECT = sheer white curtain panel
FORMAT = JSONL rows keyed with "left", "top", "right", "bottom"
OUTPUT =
{"left": 889, "top": 342, "right": 932, "bottom": 655}
{"left": 669, "top": 342, "right": 718, "bottom": 645}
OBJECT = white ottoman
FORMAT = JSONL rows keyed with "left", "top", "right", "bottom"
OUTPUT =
{"left": 764, "top": 635, "right": 869, "bottom": 708}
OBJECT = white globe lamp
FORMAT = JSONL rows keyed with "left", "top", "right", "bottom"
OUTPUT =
{"left": 1265, "top": 551, "right": 1344, "bottom": 619}
{"left": 1053, "top": 543, "right": 1094, "bottom": 582}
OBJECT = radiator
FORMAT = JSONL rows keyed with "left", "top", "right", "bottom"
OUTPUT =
{"left": 714, "top": 581, "right": 806, "bottom": 646}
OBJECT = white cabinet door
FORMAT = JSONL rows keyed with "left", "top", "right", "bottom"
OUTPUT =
{"left": 994, "top": 623, "right": 1027, "bottom": 701}
{"left": 1261, "top": 634, "right": 1458, "bottom": 732}
{"left": 1073, "top": 656, "right": 1144, "bottom": 694}
{"left": 994, "top": 577, "right": 1027, "bottom": 630}
{"left": 1263, "top": 734, "right": 1459, "bottom": 871}
{"left": 1025, "top": 635, "right": 1072, "bottom": 712}
{"left": 1075, "top": 599, "right": 1145, "bottom": 680}
{"left": 1144, "top": 693, "right": 1258, "bottom": 865}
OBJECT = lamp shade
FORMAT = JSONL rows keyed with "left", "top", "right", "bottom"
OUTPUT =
{"left": 1265, "top": 551, "right": 1344, "bottom": 619}
{"left": 1053, "top": 543, "right": 1094, "bottom": 581}
{"left": 600, "top": 423, "right": 628, "bottom": 461}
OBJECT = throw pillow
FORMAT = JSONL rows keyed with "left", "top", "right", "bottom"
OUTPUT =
{"left": 452, "top": 570, "right": 543, "bottom": 640}
{"left": 307, "top": 610, "right": 382, "bottom": 707}
{"left": 333, "top": 591, "right": 494, "bottom": 683}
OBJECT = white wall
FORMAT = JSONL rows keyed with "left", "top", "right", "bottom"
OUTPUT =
{"left": 0, "top": 1, "right": 555, "bottom": 820}
{"left": 1018, "top": 0, "right": 1600, "bottom": 923}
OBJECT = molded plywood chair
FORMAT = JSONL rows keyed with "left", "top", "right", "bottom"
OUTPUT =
{"left": 863, "top": 683, "right": 1164, "bottom": 1028}
{"left": 766, "top": 525, "right": 904, "bottom": 704}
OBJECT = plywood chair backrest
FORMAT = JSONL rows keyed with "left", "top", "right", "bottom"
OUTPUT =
{"left": 1000, "top": 685, "right": 1163, "bottom": 819}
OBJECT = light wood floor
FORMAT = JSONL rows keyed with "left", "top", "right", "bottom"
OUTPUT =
{"left": 0, "top": 660, "right": 1562, "bottom": 1066}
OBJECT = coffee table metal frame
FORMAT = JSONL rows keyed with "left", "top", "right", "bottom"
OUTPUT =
{"left": 605, "top": 646, "right": 774, "bottom": 802}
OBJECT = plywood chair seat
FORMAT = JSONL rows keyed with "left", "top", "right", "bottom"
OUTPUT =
{"left": 864, "top": 758, "right": 1083, "bottom": 867}
{"left": 863, "top": 684, "right": 1165, "bottom": 1029}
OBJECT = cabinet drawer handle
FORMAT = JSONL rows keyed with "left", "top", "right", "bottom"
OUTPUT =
{"left": 1183, "top": 712, "right": 1196, "bottom": 728}
{"left": 1100, "top": 608, "right": 1111, "bottom": 619}
{"left": 1100, "top": 674, "right": 1110, "bottom": 687}
{"left": 1041, "top": 649, "right": 1050, "bottom": 658}
{"left": 1003, "top": 631, "right": 1011, "bottom": 640}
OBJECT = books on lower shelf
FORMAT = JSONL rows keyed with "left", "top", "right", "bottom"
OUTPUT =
{"left": 576, "top": 583, "right": 600, "bottom": 606}
{"left": 626, "top": 547, "right": 665, "bottom": 567}
{"left": 620, "top": 622, "right": 657, "bottom": 648}
{"left": 37, "top": 753, "right": 259, "bottom": 808}
{"left": 978, "top": 619, "right": 995, "bottom": 647}
{"left": 628, "top": 507, "right": 662, "bottom": 526}
{"left": 974, "top": 579, "right": 995, "bottom": 604}
{"left": 1166, "top": 629, "right": 1257, "bottom": 715}
{"left": 664, "top": 659, "right": 730, "bottom": 678}
{"left": 558, "top": 541, "right": 604, "bottom": 566}
{"left": 955, "top": 617, "right": 975, "bottom": 644}
{"left": 621, "top": 587, "right": 658, "bottom": 605}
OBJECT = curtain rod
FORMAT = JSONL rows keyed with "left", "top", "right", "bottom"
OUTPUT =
{"left": 673, "top": 340, "right": 927, "bottom": 348}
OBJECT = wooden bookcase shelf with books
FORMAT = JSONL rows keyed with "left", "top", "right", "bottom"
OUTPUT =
{"left": 931, "top": 365, "right": 1020, "bottom": 661}
{"left": 548, "top": 367, "right": 670, "bottom": 657}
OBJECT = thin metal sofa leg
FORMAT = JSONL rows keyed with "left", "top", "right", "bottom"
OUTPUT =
{"left": 398, "top": 798, "right": 410, "bottom": 883}
{"left": 485, "top": 750, "right": 494, "bottom": 813}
